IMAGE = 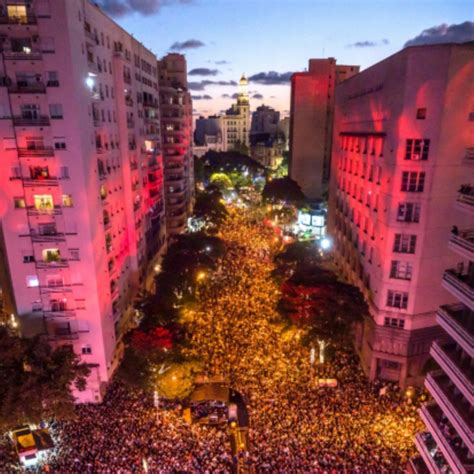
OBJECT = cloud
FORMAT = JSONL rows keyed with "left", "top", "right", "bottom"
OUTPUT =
{"left": 215, "top": 60, "right": 230, "bottom": 65}
{"left": 252, "top": 93, "right": 264, "bottom": 100}
{"left": 248, "top": 71, "right": 293, "bottom": 85}
{"left": 170, "top": 39, "right": 205, "bottom": 51}
{"left": 404, "top": 21, "right": 474, "bottom": 47}
{"left": 192, "top": 94, "right": 213, "bottom": 100}
{"left": 221, "top": 94, "right": 231, "bottom": 98}
{"left": 231, "top": 93, "right": 239, "bottom": 99}
{"left": 188, "top": 80, "right": 237, "bottom": 91}
{"left": 189, "top": 68, "right": 220, "bottom": 76}
{"left": 98, "top": 0, "right": 192, "bottom": 16}
{"left": 346, "top": 39, "right": 389, "bottom": 48}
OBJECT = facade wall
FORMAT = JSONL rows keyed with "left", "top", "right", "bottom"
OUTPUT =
{"left": 329, "top": 43, "right": 474, "bottom": 388}
{"left": 158, "top": 53, "right": 194, "bottom": 235}
{"left": 289, "top": 58, "right": 359, "bottom": 199}
{"left": 0, "top": 0, "right": 166, "bottom": 402}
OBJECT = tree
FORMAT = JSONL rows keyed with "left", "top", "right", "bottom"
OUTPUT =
{"left": 156, "top": 361, "right": 202, "bottom": 399}
{"left": 193, "top": 188, "right": 228, "bottom": 229}
{"left": 0, "top": 327, "right": 90, "bottom": 431}
{"left": 210, "top": 172, "right": 233, "bottom": 191}
{"left": 262, "top": 177, "right": 305, "bottom": 204}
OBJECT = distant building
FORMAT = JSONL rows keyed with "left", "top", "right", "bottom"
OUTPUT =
{"left": 221, "top": 75, "right": 251, "bottom": 152}
{"left": 158, "top": 53, "right": 194, "bottom": 235}
{"left": 250, "top": 136, "right": 285, "bottom": 169}
{"left": 277, "top": 117, "right": 290, "bottom": 150}
{"left": 289, "top": 58, "right": 359, "bottom": 199}
{"left": 193, "top": 115, "right": 224, "bottom": 157}
{"left": 250, "top": 104, "right": 280, "bottom": 137}
{"left": 328, "top": 42, "right": 474, "bottom": 389}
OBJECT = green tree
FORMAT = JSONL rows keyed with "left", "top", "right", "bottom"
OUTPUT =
{"left": 193, "top": 188, "right": 228, "bottom": 229}
{"left": 0, "top": 327, "right": 90, "bottom": 431}
{"left": 262, "top": 177, "right": 305, "bottom": 204}
{"left": 156, "top": 361, "right": 202, "bottom": 399}
{"left": 210, "top": 172, "right": 233, "bottom": 191}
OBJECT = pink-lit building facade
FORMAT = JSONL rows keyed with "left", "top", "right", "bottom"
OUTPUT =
{"left": 158, "top": 53, "right": 194, "bottom": 235}
{"left": 329, "top": 43, "right": 474, "bottom": 389}
{"left": 0, "top": 0, "right": 167, "bottom": 402}
{"left": 289, "top": 58, "right": 359, "bottom": 199}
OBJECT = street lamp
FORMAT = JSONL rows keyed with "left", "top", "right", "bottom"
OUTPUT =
{"left": 320, "top": 237, "right": 332, "bottom": 251}
{"left": 196, "top": 271, "right": 207, "bottom": 282}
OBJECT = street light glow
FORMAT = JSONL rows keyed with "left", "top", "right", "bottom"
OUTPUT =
{"left": 320, "top": 237, "right": 332, "bottom": 250}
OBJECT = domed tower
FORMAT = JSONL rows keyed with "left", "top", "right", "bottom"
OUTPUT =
{"left": 237, "top": 74, "right": 250, "bottom": 146}
{"left": 237, "top": 74, "right": 249, "bottom": 106}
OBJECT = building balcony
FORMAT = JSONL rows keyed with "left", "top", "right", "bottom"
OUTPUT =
{"left": 425, "top": 372, "right": 473, "bottom": 452}
{"left": 419, "top": 404, "right": 474, "bottom": 474}
{"left": 0, "top": 14, "right": 37, "bottom": 25}
{"left": 8, "top": 82, "right": 46, "bottom": 94}
{"left": 22, "top": 177, "right": 58, "bottom": 187}
{"left": 17, "top": 147, "right": 54, "bottom": 157}
{"left": 36, "top": 259, "right": 69, "bottom": 269}
{"left": 143, "top": 98, "right": 159, "bottom": 108}
{"left": 449, "top": 230, "right": 474, "bottom": 261}
{"left": 167, "top": 188, "right": 185, "bottom": 198}
{"left": 456, "top": 188, "right": 474, "bottom": 215}
{"left": 408, "top": 456, "right": 430, "bottom": 474}
{"left": 430, "top": 341, "right": 473, "bottom": 402}
{"left": 3, "top": 51, "right": 42, "bottom": 60}
{"left": 442, "top": 269, "right": 474, "bottom": 311}
{"left": 437, "top": 304, "right": 474, "bottom": 358}
{"left": 43, "top": 309, "right": 76, "bottom": 319}
{"left": 415, "top": 432, "right": 451, "bottom": 474}
{"left": 26, "top": 206, "right": 62, "bottom": 217}
{"left": 165, "top": 176, "right": 185, "bottom": 185}
{"left": 13, "top": 115, "right": 50, "bottom": 127}
{"left": 29, "top": 232, "right": 66, "bottom": 243}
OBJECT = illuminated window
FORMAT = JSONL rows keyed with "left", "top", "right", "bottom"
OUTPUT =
{"left": 62, "top": 194, "right": 73, "bottom": 207}
{"left": 100, "top": 185, "right": 107, "bottom": 200}
{"left": 34, "top": 194, "right": 54, "bottom": 210}
{"left": 42, "top": 248, "right": 61, "bottom": 262}
{"left": 26, "top": 275, "right": 39, "bottom": 287}
{"left": 7, "top": 5, "right": 27, "bottom": 22}
{"left": 14, "top": 197, "right": 26, "bottom": 209}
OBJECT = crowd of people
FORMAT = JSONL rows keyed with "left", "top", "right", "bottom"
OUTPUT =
{"left": 1, "top": 207, "right": 424, "bottom": 472}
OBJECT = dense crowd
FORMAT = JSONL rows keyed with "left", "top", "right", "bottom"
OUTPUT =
{"left": 1, "top": 207, "right": 423, "bottom": 473}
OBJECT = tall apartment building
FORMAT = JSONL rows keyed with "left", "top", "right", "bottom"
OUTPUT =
{"left": 289, "top": 58, "right": 359, "bottom": 199}
{"left": 221, "top": 75, "right": 250, "bottom": 152}
{"left": 0, "top": 0, "right": 166, "bottom": 402}
{"left": 250, "top": 104, "right": 280, "bottom": 137}
{"left": 158, "top": 53, "right": 194, "bottom": 235}
{"left": 412, "top": 184, "right": 473, "bottom": 474}
{"left": 328, "top": 43, "right": 474, "bottom": 388}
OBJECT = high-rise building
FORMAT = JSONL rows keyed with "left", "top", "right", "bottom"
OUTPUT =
{"left": 0, "top": 0, "right": 166, "bottom": 402}
{"left": 328, "top": 43, "right": 474, "bottom": 388}
{"left": 250, "top": 104, "right": 280, "bottom": 137}
{"left": 412, "top": 184, "right": 473, "bottom": 474}
{"left": 289, "top": 58, "right": 359, "bottom": 199}
{"left": 193, "top": 115, "right": 224, "bottom": 157}
{"left": 158, "top": 53, "right": 194, "bottom": 235}
{"left": 221, "top": 75, "right": 251, "bottom": 152}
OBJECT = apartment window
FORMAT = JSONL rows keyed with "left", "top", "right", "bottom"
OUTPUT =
{"left": 401, "top": 171, "right": 425, "bottom": 192}
{"left": 42, "top": 248, "right": 61, "bottom": 262}
{"left": 21, "top": 104, "right": 40, "bottom": 119}
{"left": 41, "top": 37, "right": 55, "bottom": 53}
{"left": 397, "top": 203, "right": 420, "bottom": 223}
{"left": 49, "top": 104, "right": 63, "bottom": 119}
{"left": 386, "top": 290, "right": 408, "bottom": 309}
{"left": 62, "top": 194, "right": 73, "bottom": 207}
{"left": 34, "top": 194, "right": 54, "bottom": 210}
{"left": 82, "top": 345, "right": 92, "bottom": 355}
{"left": 14, "top": 197, "right": 26, "bottom": 209}
{"left": 7, "top": 5, "right": 27, "bottom": 22}
{"left": 405, "top": 139, "right": 430, "bottom": 160}
{"left": 390, "top": 261, "right": 413, "bottom": 280}
{"left": 384, "top": 317, "right": 405, "bottom": 329}
{"left": 416, "top": 108, "right": 427, "bottom": 120}
{"left": 23, "top": 255, "right": 35, "bottom": 263}
{"left": 26, "top": 275, "right": 39, "bottom": 288}
{"left": 46, "top": 275, "right": 63, "bottom": 287}
{"left": 68, "top": 249, "right": 80, "bottom": 261}
{"left": 47, "top": 71, "right": 59, "bottom": 87}
{"left": 60, "top": 166, "right": 69, "bottom": 179}
{"left": 393, "top": 234, "right": 417, "bottom": 254}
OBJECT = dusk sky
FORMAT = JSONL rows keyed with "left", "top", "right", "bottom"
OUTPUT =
{"left": 101, "top": 0, "right": 473, "bottom": 117}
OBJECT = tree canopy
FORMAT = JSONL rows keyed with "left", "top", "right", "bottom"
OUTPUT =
{"left": 262, "top": 177, "right": 306, "bottom": 204}
{"left": 192, "top": 188, "right": 228, "bottom": 230}
{"left": 0, "top": 327, "right": 90, "bottom": 431}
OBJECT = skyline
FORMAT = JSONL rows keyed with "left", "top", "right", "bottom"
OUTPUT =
{"left": 101, "top": 0, "right": 473, "bottom": 116}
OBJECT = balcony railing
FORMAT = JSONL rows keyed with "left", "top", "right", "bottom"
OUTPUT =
{"left": 43, "top": 309, "right": 76, "bottom": 318}
{"left": 449, "top": 230, "right": 474, "bottom": 259}
{"left": 0, "top": 14, "right": 37, "bottom": 24}
{"left": 8, "top": 82, "right": 46, "bottom": 94}
{"left": 425, "top": 372, "right": 473, "bottom": 451}
{"left": 13, "top": 115, "right": 50, "bottom": 126}
{"left": 419, "top": 404, "right": 474, "bottom": 474}
{"left": 26, "top": 206, "right": 62, "bottom": 216}
{"left": 437, "top": 304, "right": 474, "bottom": 358}
{"left": 36, "top": 259, "right": 69, "bottom": 269}
{"left": 22, "top": 177, "right": 58, "bottom": 187}
{"left": 430, "top": 341, "right": 473, "bottom": 401}
{"left": 18, "top": 147, "right": 54, "bottom": 157}
{"left": 30, "top": 232, "right": 66, "bottom": 243}
{"left": 3, "top": 51, "right": 42, "bottom": 60}
{"left": 442, "top": 269, "right": 474, "bottom": 309}
{"left": 457, "top": 188, "right": 474, "bottom": 212}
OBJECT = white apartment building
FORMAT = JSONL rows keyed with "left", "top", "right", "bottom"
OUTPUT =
{"left": 0, "top": 0, "right": 166, "bottom": 402}
{"left": 329, "top": 42, "right": 474, "bottom": 388}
